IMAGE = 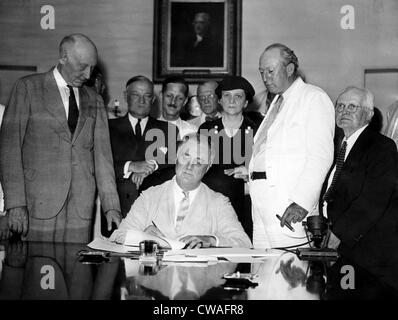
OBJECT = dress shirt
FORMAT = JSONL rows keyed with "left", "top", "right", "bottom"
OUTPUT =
{"left": 172, "top": 177, "right": 219, "bottom": 245}
{"left": 158, "top": 116, "right": 197, "bottom": 139}
{"left": 53, "top": 67, "right": 80, "bottom": 117}
{"left": 128, "top": 114, "right": 148, "bottom": 135}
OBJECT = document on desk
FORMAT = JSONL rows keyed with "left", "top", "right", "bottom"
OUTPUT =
{"left": 87, "top": 237, "right": 138, "bottom": 254}
{"left": 124, "top": 230, "right": 186, "bottom": 250}
{"left": 164, "top": 247, "right": 281, "bottom": 263}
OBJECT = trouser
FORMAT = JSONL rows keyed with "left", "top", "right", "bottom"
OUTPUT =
{"left": 25, "top": 190, "right": 93, "bottom": 243}
{"left": 249, "top": 179, "right": 307, "bottom": 249}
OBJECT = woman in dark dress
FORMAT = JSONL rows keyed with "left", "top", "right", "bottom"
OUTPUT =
{"left": 199, "top": 76, "right": 258, "bottom": 239}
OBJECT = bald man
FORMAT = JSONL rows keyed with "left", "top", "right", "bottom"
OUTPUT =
{"left": 0, "top": 34, "right": 121, "bottom": 242}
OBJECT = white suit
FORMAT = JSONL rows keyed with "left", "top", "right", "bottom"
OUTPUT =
{"left": 249, "top": 78, "right": 335, "bottom": 248}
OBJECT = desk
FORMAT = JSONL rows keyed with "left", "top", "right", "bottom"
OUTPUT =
{"left": 0, "top": 241, "right": 397, "bottom": 300}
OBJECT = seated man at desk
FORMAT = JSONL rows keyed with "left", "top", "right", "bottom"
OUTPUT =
{"left": 111, "top": 133, "right": 252, "bottom": 249}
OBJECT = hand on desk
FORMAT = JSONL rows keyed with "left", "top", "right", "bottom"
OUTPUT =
{"left": 280, "top": 202, "right": 308, "bottom": 229}
{"left": 104, "top": 209, "right": 122, "bottom": 231}
{"left": 179, "top": 235, "right": 216, "bottom": 249}
{"left": 7, "top": 207, "right": 28, "bottom": 236}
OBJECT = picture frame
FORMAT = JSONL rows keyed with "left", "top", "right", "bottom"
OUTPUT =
{"left": 153, "top": 0, "right": 242, "bottom": 83}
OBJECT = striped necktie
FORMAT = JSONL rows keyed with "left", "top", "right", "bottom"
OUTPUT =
{"left": 176, "top": 191, "right": 189, "bottom": 232}
{"left": 323, "top": 140, "right": 347, "bottom": 202}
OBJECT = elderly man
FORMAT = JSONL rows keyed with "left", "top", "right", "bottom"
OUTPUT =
{"left": 109, "top": 76, "right": 178, "bottom": 216}
{"left": 112, "top": 133, "right": 252, "bottom": 249}
{"left": 0, "top": 34, "right": 121, "bottom": 242}
{"left": 187, "top": 80, "right": 222, "bottom": 128}
{"left": 250, "top": 43, "right": 335, "bottom": 248}
{"left": 321, "top": 87, "right": 398, "bottom": 261}
{"left": 158, "top": 76, "right": 196, "bottom": 139}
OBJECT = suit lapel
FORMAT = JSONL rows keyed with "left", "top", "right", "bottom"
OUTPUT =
{"left": 342, "top": 126, "right": 373, "bottom": 173}
{"left": 43, "top": 71, "right": 71, "bottom": 141}
{"left": 72, "top": 86, "right": 92, "bottom": 144}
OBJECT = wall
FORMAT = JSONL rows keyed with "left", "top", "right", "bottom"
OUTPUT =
{"left": 1, "top": 0, "right": 397, "bottom": 114}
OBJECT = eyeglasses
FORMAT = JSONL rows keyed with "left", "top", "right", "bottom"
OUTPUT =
{"left": 198, "top": 94, "right": 217, "bottom": 102}
{"left": 335, "top": 103, "right": 361, "bottom": 113}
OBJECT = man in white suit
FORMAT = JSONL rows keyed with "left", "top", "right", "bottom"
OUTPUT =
{"left": 112, "top": 132, "right": 252, "bottom": 249}
{"left": 249, "top": 43, "right": 335, "bottom": 248}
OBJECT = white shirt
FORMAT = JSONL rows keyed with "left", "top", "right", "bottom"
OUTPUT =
{"left": 128, "top": 114, "right": 148, "bottom": 135}
{"left": 158, "top": 116, "right": 197, "bottom": 139}
{"left": 53, "top": 67, "right": 80, "bottom": 117}
{"left": 172, "top": 177, "right": 219, "bottom": 245}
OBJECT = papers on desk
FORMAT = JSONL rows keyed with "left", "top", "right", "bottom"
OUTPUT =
{"left": 124, "top": 230, "right": 185, "bottom": 250}
{"left": 164, "top": 248, "right": 281, "bottom": 263}
{"left": 87, "top": 237, "right": 138, "bottom": 254}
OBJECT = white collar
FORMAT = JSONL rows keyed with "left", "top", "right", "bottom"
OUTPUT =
{"left": 53, "top": 66, "right": 69, "bottom": 88}
{"left": 173, "top": 176, "right": 200, "bottom": 204}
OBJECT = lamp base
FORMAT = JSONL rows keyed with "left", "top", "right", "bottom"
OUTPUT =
{"left": 297, "top": 248, "right": 339, "bottom": 261}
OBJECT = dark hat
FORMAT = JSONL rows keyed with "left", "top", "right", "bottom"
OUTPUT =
{"left": 215, "top": 76, "right": 255, "bottom": 103}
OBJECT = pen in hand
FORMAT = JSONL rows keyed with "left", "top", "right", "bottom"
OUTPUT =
{"left": 147, "top": 220, "right": 165, "bottom": 237}
{"left": 276, "top": 214, "right": 295, "bottom": 232}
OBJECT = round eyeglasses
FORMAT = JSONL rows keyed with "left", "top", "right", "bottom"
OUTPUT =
{"left": 335, "top": 103, "right": 361, "bottom": 113}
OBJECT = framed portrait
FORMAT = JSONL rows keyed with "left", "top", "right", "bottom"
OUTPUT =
{"left": 153, "top": 0, "right": 242, "bottom": 83}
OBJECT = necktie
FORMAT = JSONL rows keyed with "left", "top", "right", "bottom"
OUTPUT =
{"left": 67, "top": 85, "right": 79, "bottom": 135}
{"left": 252, "top": 95, "right": 284, "bottom": 157}
{"left": 176, "top": 191, "right": 189, "bottom": 232}
{"left": 323, "top": 141, "right": 347, "bottom": 202}
{"left": 135, "top": 118, "right": 142, "bottom": 140}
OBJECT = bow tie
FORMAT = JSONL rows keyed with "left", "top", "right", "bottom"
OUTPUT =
{"left": 205, "top": 116, "right": 217, "bottom": 122}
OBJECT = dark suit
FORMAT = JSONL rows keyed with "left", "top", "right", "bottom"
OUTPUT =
{"left": 0, "top": 70, "right": 120, "bottom": 242}
{"left": 199, "top": 116, "right": 258, "bottom": 239}
{"left": 321, "top": 126, "right": 398, "bottom": 283}
{"left": 108, "top": 115, "right": 178, "bottom": 216}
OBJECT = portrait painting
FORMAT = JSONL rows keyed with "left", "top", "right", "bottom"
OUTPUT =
{"left": 153, "top": 0, "right": 241, "bottom": 83}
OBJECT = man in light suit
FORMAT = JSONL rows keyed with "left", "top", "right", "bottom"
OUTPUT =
{"left": 112, "top": 132, "right": 252, "bottom": 248}
{"left": 321, "top": 87, "right": 398, "bottom": 285}
{"left": 250, "top": 43, "right": 335, "bottom": 248}
{"left": 0, "top": 34, "right": 121, "bottom": 243}
{"left": 109, "top": 75, "right": 178, "bottom": 217}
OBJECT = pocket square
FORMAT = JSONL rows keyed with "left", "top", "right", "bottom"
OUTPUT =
{"left": 159, "top": 146, "right": 168, "bottom": 154}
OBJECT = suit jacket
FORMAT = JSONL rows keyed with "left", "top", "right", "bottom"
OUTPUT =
{"left": 0, "top": 70, "right": 120, "bottom": 222}
{"left": 108, "top": 115, "right": 178, "bottom": 215}
{"left": 322, "top": 126, "right": 398, "bottom": 253}
{"left": 119, "top": 179, "right": 252, "bottom": 248}
{"left": 249, "top": 77, "right": 335, "bottom": 214}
